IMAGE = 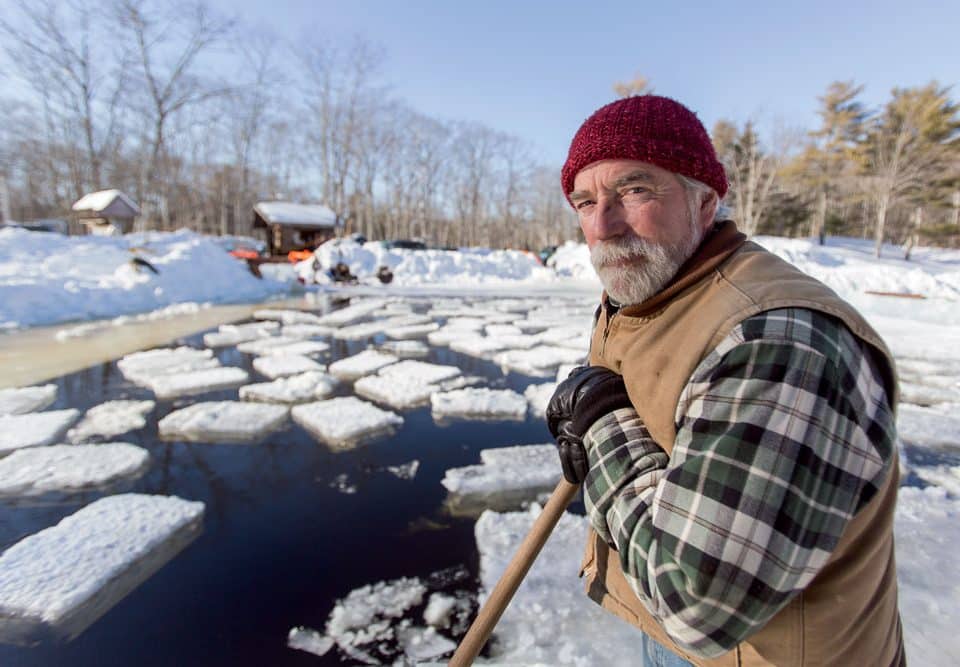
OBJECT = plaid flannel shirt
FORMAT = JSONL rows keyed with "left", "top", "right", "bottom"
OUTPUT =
{"left": 582, "top": 307, "right": 897, "bottom": 658}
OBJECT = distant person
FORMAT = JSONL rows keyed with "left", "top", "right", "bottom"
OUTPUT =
{"left": 545, "top": 95, "right": 904, "bottom": 666}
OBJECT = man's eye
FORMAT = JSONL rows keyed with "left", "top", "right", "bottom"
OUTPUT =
{"left": 575, "top": 200, "right": 594, "bottom": 210}
{"left": 625, "top": 186, "right": 648, "bottom": 195}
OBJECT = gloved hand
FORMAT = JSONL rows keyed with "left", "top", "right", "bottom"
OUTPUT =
{"left": 546, "top": 365, "right": 633, "bottom": 484}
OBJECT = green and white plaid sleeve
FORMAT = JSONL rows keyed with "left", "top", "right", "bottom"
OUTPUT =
{"left": 582, "top": 308, "right": 897, "bottom": 658}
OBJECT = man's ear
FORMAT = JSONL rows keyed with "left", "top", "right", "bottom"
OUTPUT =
{"left": 699, "top": 190, "right": 719, "bottom": 229}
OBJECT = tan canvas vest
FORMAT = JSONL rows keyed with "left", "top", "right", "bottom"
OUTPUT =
{"left": 583, "top": 223, "right": 905, "bottom": 666}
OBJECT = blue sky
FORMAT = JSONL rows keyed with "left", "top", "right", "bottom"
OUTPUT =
{"left": 220, "top": 1, "right": 957, "bottom": 165}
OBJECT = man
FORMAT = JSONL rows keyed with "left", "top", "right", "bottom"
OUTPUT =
{"left": 546, "top": 96, "right": 904, "bottom": 666}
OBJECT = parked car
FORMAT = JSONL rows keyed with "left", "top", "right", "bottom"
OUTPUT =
{"left": 382, "top": 239, "right": 427, "bottom": 251}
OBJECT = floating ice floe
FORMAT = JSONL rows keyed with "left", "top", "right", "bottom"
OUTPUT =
{"left": 0, "top": 443, "right": 149, "bottom": 495}
{"left": 329, "top": 473, "right": 357, "bottom": 494}
{"left": 475, "top": 507, "right": 645, "bottom": 665}
{"left": 239, "top": 371, "right": 338, "bottom": 404}
{"left": 379, "top": 360, "right": 462, "bottom": 385}
{"left": 292, "top": 396, "right": 403, "bottom": 448}
{"left": 257, "top": 340, "right": 330, "bottom": 357}
{"left": 158, "top": 401, "right": 289, "bottom": 442}
{"left": 523, "top": 383, "right": 555, "bottom": 417}
{"left": 442, "top": 317, "right": 486, "bottom": 331}
{"left": 538, "top": 325, "right": 592, "bottom": 345}
{"left": 894, "top": 485, "right": 960, "bottom": 666}
{"left": 494, "top": 345, "right": 586, "bottom": 377}
{"left": 333, "top": 315, "right": 431, "bottom": 341}
{"left": 431, "top": 388, "right": 527, "bottom": 421}
{"left": 202, "top": 320, "right": 279, "bottom": 347}
{"left": 281, "top": 323, "right": 335, "bottom": 340}
{"left": 897, "top": 404, "right": 960, "bottom": 449}
{"left": 235, "top": 336, "right": 303, "bottom": 355}
{"left": 145, "top": 367, "right": 249, "bottom": 400}
{"left": 427, "top": 327, "right": 484, "bottom": 347}
{"left": 386, "top": 460, "right": 420, "bottom": 480}
{"left": 379, "top": 340, "right": 429, "bottom": 357}
{"left": 315, "top": 299, "right": 387, "bottom": 326}
{"left": 384, "top": 322, "right": 440, "bottom": 340}
{"left": 913, "top": 465, "right": 960, "bottom": 496}
{"left": 355, "top": 362, "right": 462, "bottom": 409}
{"left": 252, "top": 354, "right": 325, "bottom": 379}
{"left": 328, "top": 350, "right": 398, "bottom": 381}
{"left": 485, "top": 324, "right": 523, "bottom": 337}
{"left": 0, "top": 384, "right": 57, "bottom": 416}
{"left": 0, "top": 409, "right": 80, "bottom": 457}
{"left": 513, "top": 320, "right": 550, "bottom": 333}
{"left": 0, "top": 494, "right": 204, "bottom": 645}
{"left": 253, "top": 309, "right": 324, "bottom": 325}
{"left": 899, "top": 381, "right": 960, "bottom": 406}
{"left": 287, "top": 626, "right": 334, "bottom": 657}
{"left": 448, "top": 336, "right": 512, "bottom": 359}
{"left": 441, "top": 444, "right": 561, "bottom": 516}
{"left": 117, "top": 347, "right": 218, "bottom": 385}
{"left": 67, "top": 400, "right": 155, "bottom": 443}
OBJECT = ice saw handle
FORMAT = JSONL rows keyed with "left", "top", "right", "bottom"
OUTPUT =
{"left": 448, "top": 478, "right": 580, "bottom": 666}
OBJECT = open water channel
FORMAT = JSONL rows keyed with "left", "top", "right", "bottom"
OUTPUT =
{"left": 0, "top": 294, "right": 589, "bottom": 666}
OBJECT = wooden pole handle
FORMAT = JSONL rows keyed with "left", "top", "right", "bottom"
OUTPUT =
{"left": 448, "top": 479, "right": 580, "bottom": 666}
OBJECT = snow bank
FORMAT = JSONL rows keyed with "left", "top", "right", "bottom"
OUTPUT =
{"left": 0, "top": 494, "right": 204, "bottom": 644}
{"left": 0, "top": 227, "right": 290, "bottom": 330}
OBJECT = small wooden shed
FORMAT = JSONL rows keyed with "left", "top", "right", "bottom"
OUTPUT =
{"left": 71, "top": 189, "right": 140, "bottom": 235}
{"left": 252, "top": 202, "right": 340, "bottom": 255}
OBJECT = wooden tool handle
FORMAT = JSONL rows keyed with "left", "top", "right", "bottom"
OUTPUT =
{"left": 448, "top": 479, "right": 580, "bottom": 666}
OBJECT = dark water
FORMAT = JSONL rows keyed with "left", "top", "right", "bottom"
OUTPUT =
{"left": 0, "top": 300, "right": 576, "bottom": 666}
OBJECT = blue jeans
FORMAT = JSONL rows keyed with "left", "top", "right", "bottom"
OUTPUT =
{"left": 641, "top": 631, "right": 695, "bottom": 667}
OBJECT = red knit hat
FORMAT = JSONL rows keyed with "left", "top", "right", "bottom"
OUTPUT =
{"left": 561, "top": 95, "right": 728, "bottom": 205}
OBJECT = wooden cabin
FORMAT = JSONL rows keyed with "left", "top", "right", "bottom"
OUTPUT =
{"left": 71, "top": 189, "right": 140, "bottom": 235}
{"left": 252, "top": 202, "right": 340, "bottom": 256}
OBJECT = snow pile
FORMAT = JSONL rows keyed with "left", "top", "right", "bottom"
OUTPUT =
{"left": 67, "top": 400, "right": 155, "bottom": 443}
{"left": 291, "top": 396, "right": 403, "bottom": 447}
{"left": 239, "top": 371, "right": 338, "bottom": 404}
{"left": 0, "top": 494, "right": 204, "bottom": 644}
{"left": 431, "top": 388, "right": 527, "bottom": 421}
{"left": 0, "top": 443, "right": 149, "bottom": 495}
{"left": 298, "top": 239, "right": 555, "bottom": 287}
{"left": 0, "top": 409, "right": 80, "bottom": 457}
{"left": 549, "top": 240, "right": 597, "bottom": 280}
{"left": 0, "top": 227, "right": 289, "bottom": 330}
{"left": 0, "top": 384, "right": 57, "bottom": 416}
{"left": 158, "top": 401, "right": 289, "bottom": 442}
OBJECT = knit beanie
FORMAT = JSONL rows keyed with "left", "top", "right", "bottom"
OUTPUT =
{"left": 561, "top": 95, "right": 728, "bottom": 205}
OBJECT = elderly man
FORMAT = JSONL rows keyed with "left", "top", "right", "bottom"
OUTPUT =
{"left": 546, "top": 96, "right": 904, "bottom": 666}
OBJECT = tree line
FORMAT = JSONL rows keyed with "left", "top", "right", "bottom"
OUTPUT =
{"left": 3, "top": 1, "right": 958, "bottom": 257}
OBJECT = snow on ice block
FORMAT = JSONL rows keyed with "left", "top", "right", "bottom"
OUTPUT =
{"left": 378, "top": 360, "right": 461, "bottom": 385}
{"left": 258, "top": 340, "right": 330, "bottom": 357}
{"left": 494, "top": 345, "right": 586, "bottom": 377}
{"left": 384, "top": 322, "right": 439, "bottom": 340}
{"left": 448, "top": 337, "right": 512, "bottom": 359}
{"left": 523, "top": 382, "right": 555, "bottom": 417}
{"left": 442, "top": 444, "right": 561, "bottom": 516}
{"left": 442, "top": 317, "right": 486, "bottom": 331}
{"left": 287, "top": 626, "right": 334, "bottom": 657}
{"left": 158, "top": 401, "right": 288, "bottom": 443}
{"left": 328, "top": 350, "right": 398, "bottom": 381}
{"left": 252, "top": 354, "right": 325, "bottom": 379}
{"left": 430, "top": 388, "right": 526, "bottom": 421}
{"left": 0, "top": 385, "right": 57, "bottom": 417}
{"left": 332, "top": 320, "right": 394, "bottom": 341}
{"left": 897, "top": 404, "right": 960, "bottom": 449}
{"left": 426, "top": 328, "right": 482, "bottom": 347}
{"left": 239, "top": 371, "right": 338, "bottom": 404}
{"left": 900, "top": 381, "right": 960, "bottom": 406}
{"left": 253, "top": 309, "right": 323, "bottom": 325}
{"left": 538, "top": 325, "right": 592, "bottom": 344}
{"left": 0, "top": 410, "right": 80, "bottom": 458}
{"left": 117, "top": 347, "right": 218, "bottom": 385}
{"left": 316, "top": 299, "right": 387, "bottom": 326}
{"left": 379, "top": 340, "right": 429, "bottom": 358}
{"left": 144, "top": 366, "right": 249, "bottom": 400}
{"left": 0, "top": 493, "right": 204, "bottom": 645}
{"left": 485, "top": 324, "right": 522, "bottom": 337}
{"left": 0, "top": 443, "right": 149, "bottom": 495}
{"left": 235, "top": 336, "right": 303, "bottom": 355}
{"left": 67, "top": 400, "right": 155, "bottom": 443}
{"left": 475, "top": 508, "right": 643, "bottom": 665}
{"left": 202, "top": 321, "right": 278, "bottom": 347}
{"left": 354, "top": 375, "right": 437, "bottom": 410}
{"left": 282, "top": 324, "right": 335, "bottom": 340}
{"left": 292, "top": 397, "right": 403, "bottom": 448}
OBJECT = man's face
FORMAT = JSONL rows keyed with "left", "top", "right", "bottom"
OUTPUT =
{"left": 569, "top": 159, "right": 713, "bottom": 305}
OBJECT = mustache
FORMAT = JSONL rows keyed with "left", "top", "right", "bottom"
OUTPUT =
{"left": 590, "top": 236, "right": 659, "bottom": 267}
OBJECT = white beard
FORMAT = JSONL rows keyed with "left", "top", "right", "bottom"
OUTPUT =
{"left": 590, "top": 225, "right": 702, "bottom": 306}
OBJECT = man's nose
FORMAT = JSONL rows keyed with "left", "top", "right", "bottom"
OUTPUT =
{"left": 593, "top": 196, "right": 627, "bottom": 240}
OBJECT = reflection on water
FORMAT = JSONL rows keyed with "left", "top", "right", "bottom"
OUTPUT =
{"left": 0, "top": 297, "right": 566, "bottom": 666}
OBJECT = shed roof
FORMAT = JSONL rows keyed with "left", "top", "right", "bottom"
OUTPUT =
{"left": 72, "top": 189, "right": 140, "bottom": 218}
{"left": 254, "top": 202, "right": 338, "bottom": 228}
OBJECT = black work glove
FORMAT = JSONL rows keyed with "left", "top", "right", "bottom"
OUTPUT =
{"left": 545, "top": 365, "right": 633, "bottom": 484}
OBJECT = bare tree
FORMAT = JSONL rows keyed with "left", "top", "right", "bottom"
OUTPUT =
{"left": 713, "top": 119, "right": 781, "bottom": 235}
